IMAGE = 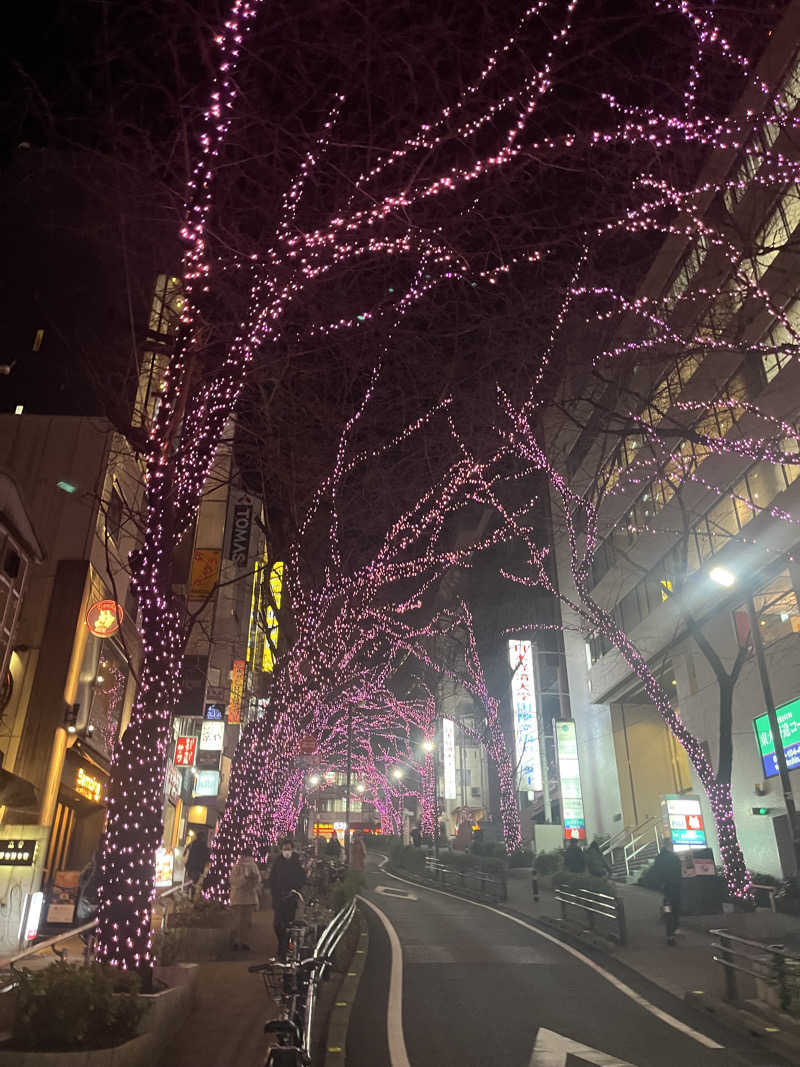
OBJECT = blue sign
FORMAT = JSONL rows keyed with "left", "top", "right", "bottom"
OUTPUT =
{"left": 204, "top": 703, "right": 225, "bottom": 722}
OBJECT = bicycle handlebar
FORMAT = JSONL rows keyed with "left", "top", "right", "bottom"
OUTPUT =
{"left": 248, "top": 954, "right": 332, "bottom": 974}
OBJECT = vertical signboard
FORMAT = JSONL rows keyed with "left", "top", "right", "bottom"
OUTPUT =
{"left": 189, "top": 549, "right": 221, "bottom": 599}
{"left": 508, "top": 639, "right": 542, "bottom": 791}
{"left": 226, "top": 493, "right": 253, "bottom": 567}
{"left": 661, "top": 794, "right": 707, "bottom": 851}
{"left": 555, "top": 721, "right": 586, "bottom": 841}
{"left": 442, "top": 718, "right": 457, "bottom": 800}
{"left": 227, "top": 659, "right": 245, "bottom": 724}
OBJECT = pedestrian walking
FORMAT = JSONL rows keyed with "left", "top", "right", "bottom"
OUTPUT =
{"left": 184, "top": 831, "right": 210, "bottom": 896}
{"left": 229, "top": 849, "right": 261, "bottom": 951}
{"left": 326, "top": 832, "right": 342, "bottom": 859}
{"left": 564, "top": 839, "right": 586, "bottom": 873}
{"left": 351, "top": 830, "right": 367, "bottom": 871}
{"left": 585, "top": 840, "right": 610, "bottom": 878}
{"left": 650, "top": 838, "right": 682, "bottom": 944}
{"left": 411, "top": 825, "right": 421, "bottom": 848}
{"left": 269, "top": 838, "right": 307, "bottom": 959}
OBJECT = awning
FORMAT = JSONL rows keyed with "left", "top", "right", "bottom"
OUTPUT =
{"left": 0, "top": 769, "right": 38, "bottom": 812}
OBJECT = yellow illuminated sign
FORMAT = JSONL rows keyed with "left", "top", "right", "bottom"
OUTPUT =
{"left": 75, "top": 767, "right": 103, "bottom": 803}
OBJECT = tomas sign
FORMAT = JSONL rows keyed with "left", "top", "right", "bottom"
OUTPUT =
{"left": 754, "top": 696, "right": 800, "bottom": 778}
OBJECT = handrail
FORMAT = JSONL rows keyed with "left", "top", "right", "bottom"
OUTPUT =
{"left": 303, "top": 897, "right": 357, "bottom": 1056}
{"left": 710, "top": 927, "right": 800, "bottom": 1012}
{"left": 555, "top": 881, "right": 627, "bottom": 944}
{"left": 0, "top": 878, "right": 194, "bottom": 970}
{"left": 623, "top": 818, "right": 661, "bottom": 876}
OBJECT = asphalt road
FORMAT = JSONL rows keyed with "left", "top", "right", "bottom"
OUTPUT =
{"left": 347, "top": 858, "right": 791, "bottom": 1067}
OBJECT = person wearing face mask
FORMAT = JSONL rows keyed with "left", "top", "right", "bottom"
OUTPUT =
{"left": 229, "top": 849, "right": 262, "bottom": 952}
{"left": 269, "top": 838, "right": 307, "bottom": 959}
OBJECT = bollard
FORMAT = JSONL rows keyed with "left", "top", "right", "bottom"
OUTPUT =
{"left": 719, "top": 932, "right": 738, "bottom": 1003}
{"left": 616, "top": 896, "right": 627, "bottom": 946}
{"left": 532, "top": 871, "right": 539, "bottom": 902}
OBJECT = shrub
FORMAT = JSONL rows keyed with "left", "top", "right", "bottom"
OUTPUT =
{"left": 508, "top": 847, "right": 533, "bottom": 868}
{"left": 151, "top": 927, "right": 182, "bottom": 966}
{"left": 365, "top": 833, "right": 398, "bottom": 851}
{"left": 330, "top": 870, "right": 367, "bottom": 911}
{"left": 13, "top": 962, "right": 144, "bottom": 1051}
{"left": 390, "top": 843, "right": 427, "bottom": 875}
{"left": 534, "top": 850, "right": 563, "bottom": 875}
{"left": 169, "top": 894, "right": 229, "bottom": 928}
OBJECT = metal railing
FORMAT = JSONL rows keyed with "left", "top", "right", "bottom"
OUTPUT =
{"left": 424, "top": 856, "right": 507, "bottom": 903}
{"left": 302, "top": 897, "right": 357, "bottom": 1057}
{"left": 711, "top": 928, "right": 800, "bottom": 1015}
{"left": 555, "top": 883, "right": 627, "bottom": 945}
{"left": 623, "top": 817, "right": 662, "bottom": 877}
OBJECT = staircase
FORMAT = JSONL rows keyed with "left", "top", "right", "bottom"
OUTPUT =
{"left": 601, "top": 817, "right": 663, "bottom": 883}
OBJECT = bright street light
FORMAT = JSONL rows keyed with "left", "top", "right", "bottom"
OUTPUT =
{"left": 356, "top": 783, "right": 365, "bottom": 793}
{"left": 709, "top": 565, "right": 736, "bottom": 588}
{"left": 422, "top": 740, "right": 434, "bottom": 752}
{"left": 309, "top": 775, "right": 320, "bottom": 786}
{"left": 392, "top": 768, "right": 404, "bottom": 780}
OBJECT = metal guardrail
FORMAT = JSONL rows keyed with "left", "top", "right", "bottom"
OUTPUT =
{"left": 424, "top": 856, "right": 507, "bottom": 903}
{"left": 302, "top": 897, "right": 357, "bottom": 1056}
{"left": 711, "top": 928, "right": 800, "bottom": 1014}
{"left": 555, "top": 883, "right": 627, "bottom": 945}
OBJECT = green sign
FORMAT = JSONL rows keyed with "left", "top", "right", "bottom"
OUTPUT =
{"left": 754, "top": 696, "right": 800, "bottom": 778}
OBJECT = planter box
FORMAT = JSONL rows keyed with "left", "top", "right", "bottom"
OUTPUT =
{"left": 166, "top": 923, "right": 231, "bottom": 962}
{"left": 0, "top": 964, "right": 197, "bottom": 1066}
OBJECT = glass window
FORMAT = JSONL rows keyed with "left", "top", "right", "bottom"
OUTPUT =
{"left": 745, "top": 462, "right": 786, "bottom": 512}
{"left": 706, "top": 495, "right": 740, "bottom": 554}
{"left": 731, "top": 478, "right": 754, "bottom": 530}
{"left": 752, "top": 570, "right": 800, "bottom": 647}
{"left": 782, "top": 437, "right": 800, "bottom": 487}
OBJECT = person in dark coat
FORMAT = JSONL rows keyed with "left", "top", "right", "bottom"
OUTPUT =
{"left": 564, "top": 839, "right": 586, "bottom": 873}
{"left": 585, "top": 841, "right": 610, "bottom": 878}
{"left": 650, "top": 838, "right": 683, "bottom": 944}
{"left": 184, "top": 831, "right": 210, "bottom": 892}
{"left": 325, "top": 832, "right": 342, "bottom": 859}
{"left": 269, "top": 838, "right": 307, "bottom": 959}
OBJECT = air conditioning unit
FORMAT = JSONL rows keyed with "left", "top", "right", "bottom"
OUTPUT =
{"left": 470, "top": 787, "right": 481, "bottom": 798}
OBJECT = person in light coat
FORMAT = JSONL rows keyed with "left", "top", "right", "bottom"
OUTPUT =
{"left": 229, "top": 849, "right": 261, "bottom": 951}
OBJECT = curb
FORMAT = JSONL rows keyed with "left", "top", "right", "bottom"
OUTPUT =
{"left": 323, "top": 908, "right": 368, "bottom": 1067}
{"left": 686, "top": 991, "right": 800, "bottom": 1065}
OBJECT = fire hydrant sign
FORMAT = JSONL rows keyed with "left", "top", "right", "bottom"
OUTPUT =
{"left": 174, "top": 736, "right": 197, "bottom": 767}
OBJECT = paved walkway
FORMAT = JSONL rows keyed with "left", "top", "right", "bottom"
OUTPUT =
{"left": 160, "top": 905, "right": 278, "bottom": 1067}
{"left": 505, "top": 869, "right": 800, "bottom": 1001}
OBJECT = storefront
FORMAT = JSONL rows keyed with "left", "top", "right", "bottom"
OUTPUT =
{"left": 43, "top": 746, "right": 108, "bottom": 887}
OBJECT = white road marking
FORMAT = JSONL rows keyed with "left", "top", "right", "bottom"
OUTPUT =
{"left": 358, "top": 894, "right": 412, "bottom": 1067}
{"left": 529, "top": 1027, "right": 636, "bottom": 1066}
{"left": 375, "top": 885, "right": 418, "bottom": 900}
{"left": 373, "top": 856, "right": 722, "bottom": 1050}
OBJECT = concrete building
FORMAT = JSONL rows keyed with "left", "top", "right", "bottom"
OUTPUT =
{"left": 546, "top": 4, "right": 800, "bottom": 878}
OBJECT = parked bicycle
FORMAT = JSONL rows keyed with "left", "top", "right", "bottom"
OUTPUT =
{"left": 249, "top": 953, "right": 330, "bottom": 1066}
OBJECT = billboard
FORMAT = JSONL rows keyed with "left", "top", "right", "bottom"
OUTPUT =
{"left": 508, "top": 639, "right": 542, "bottom": 791}
{"left": 442, "top": 718, "right": 457, "bottom": 800}
{"left": 555, "top": 721, "right": 585, "bottom": 840}
{"left": 754, "top": 696, "right": 800, "bottom": 778}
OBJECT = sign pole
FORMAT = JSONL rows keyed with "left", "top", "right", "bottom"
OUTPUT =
{"left": 747, "top": 595, "right": 800, "bottom": 875}
{"left": 344, "top": 706, "right": 353, "bottom": 867}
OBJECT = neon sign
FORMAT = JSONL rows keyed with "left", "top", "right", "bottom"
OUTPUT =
{"left": 509, "top": 639, "right": 542, "bottom": 791}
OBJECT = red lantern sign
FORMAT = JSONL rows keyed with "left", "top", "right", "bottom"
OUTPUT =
{"left": 86, "top": 599, "right": 124, "bottom": 638}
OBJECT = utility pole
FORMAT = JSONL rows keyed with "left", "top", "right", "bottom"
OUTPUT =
{"left": 344, "top": 705, "right": 353, "bottom": 867}
{"left": 747, "top": 595, "right": 800, "bottom": 875}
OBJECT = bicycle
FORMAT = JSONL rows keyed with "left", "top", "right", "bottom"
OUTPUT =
{"left": 249, "top": 954, "right": 330, "bottom": 1066}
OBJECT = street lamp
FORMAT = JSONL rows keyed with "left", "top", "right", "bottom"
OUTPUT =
{"left": 708, "top": 565, "right": 800, "bottom": 872}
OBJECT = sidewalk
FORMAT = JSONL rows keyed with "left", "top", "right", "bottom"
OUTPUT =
{"left": 505, "top": 869, "right": 800, "bottom": 1002}
{"left": 159, "top": 905, "right": 278, "bottom": 1067}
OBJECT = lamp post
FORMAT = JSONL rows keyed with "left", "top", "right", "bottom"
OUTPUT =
{"left": 392, "top": 768, "right": 405, "bottom": 841}
{"left": 709, "top": 566, "right": 800, "bottom": 874}
{"left": 423, "top": 740, "right": 439, "bottom": 858}
{"left": 309, "top": 776, "right": 320, "bottom": 856}
{"left": 345, "top": 706, "right": 353, "bottom": 866}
